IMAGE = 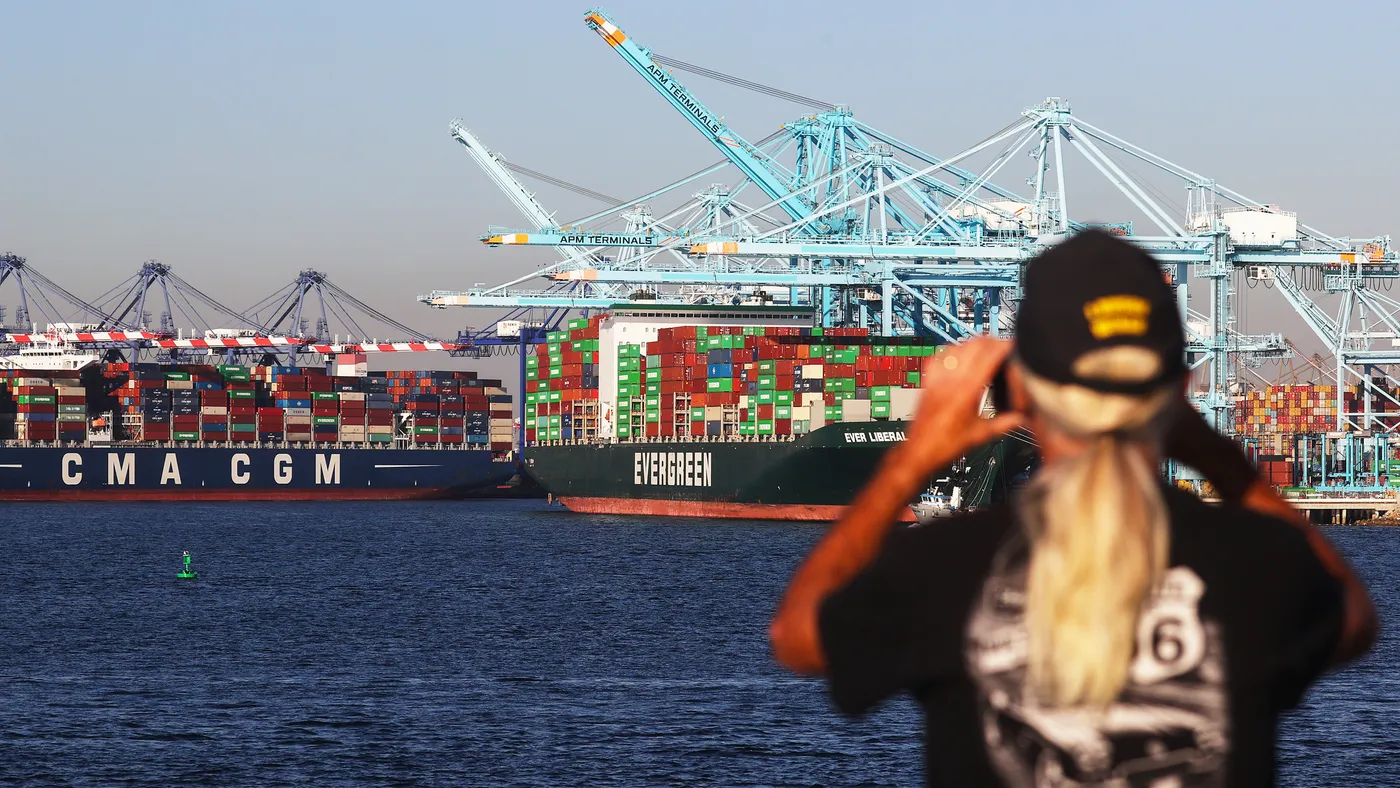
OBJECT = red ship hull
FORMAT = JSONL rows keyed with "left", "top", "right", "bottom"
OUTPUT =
{"left": 558, "top": 495, "right": 917, "bottom": 523}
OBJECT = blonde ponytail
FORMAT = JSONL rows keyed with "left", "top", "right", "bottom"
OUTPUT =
{"left": 1017, "top": 351, "right": 1175, "bottom": 708}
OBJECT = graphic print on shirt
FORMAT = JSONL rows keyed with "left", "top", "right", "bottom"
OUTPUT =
{"left": 964, "top": 535, "right": 1229, "bottom": 787}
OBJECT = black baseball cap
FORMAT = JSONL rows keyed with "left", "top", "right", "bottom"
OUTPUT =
{"left": 1014, "top": 230, "right": 1186, "bottom": 395}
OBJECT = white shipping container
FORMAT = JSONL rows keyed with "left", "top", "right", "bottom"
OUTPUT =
{"left": 485, "top": 387, "right": 508, "bottom": 397}
{"left": 888, "top": 389, "right": 920, "bottom": 420}
{"left": 367, "top": 425, "right": 393, "bottom": 434}
{"left": 15, "top": 377, "right": 53, "bottom": 387}
{"left": 54, "top": 386, "right": 84, "bottom": 395}
{"left": 200, "top": 406, "right": 228, "bottom": 416}
{"left": 166, "top": 380, "right": 194, "bottom": 390}
{"left": 285, "top": 415, "right": 312, "bottom": 425}
{"left": 841, "top": 399, "right": 873, "bottom": 422}
{"left": 801, "top": 364, "right": 824, "bottom": 379}
{"left": 57, "top": 413, "right": 86, "bottom": 422}
{"left": 338, "top": 392, "right": 366, "bottom": 402}
{"left": 283, "top": 407, "right": 311, "bottom": 416}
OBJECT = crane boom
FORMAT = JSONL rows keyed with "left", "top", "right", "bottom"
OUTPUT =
{"left": 583, "top": 9, "right": 813, "bottom": 226}
{"left": 449, "top": 121, "right": 598, "bottom": 268}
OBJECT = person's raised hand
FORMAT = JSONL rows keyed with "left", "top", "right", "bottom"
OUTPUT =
{"left": 903, "top": 337, "right": 1023, "bottom": 475}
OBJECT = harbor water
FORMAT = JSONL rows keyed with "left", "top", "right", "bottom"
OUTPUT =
{"left": 1, "top": 500, "right": 1395, "bottom": 785}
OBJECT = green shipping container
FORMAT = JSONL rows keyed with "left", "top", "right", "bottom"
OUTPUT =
{"left": 645, "top": 382, "right": 660, "bottom": 394}
{"left": 415, "top": 426, "right": 438, "bottom": 435}
{"left": 313, "top": 392, "right": 338, "bottom": 401}
{"left": 616, "top": 425, "right": 632, "bottom": 438}
{"left": 755, "top": 390, "right": 775, "bottom": 404}
{"left": 229, "top": 389, "right": 255, "bottom": 399}
{"left": 526, "top": 356, "right": 540, "bottom": 368}
{"left": 617, "top": 357, "right": 639, "bottom": 371}
{"left": 233, "top": 423, "right": 257, "bottom": 433}
{"left": 526, "top": 369, "right": 539, "bottom": 381}
{"left": 645, "top": 369, "right": 661, "bottom": 382}
{"left": 757, "top": 375, "right": 776, "bottom": 390}
{"left": 165, "top": 371, "right": 191, "bottom": 381}
{"left": 618, "top": 344, "right": 642, "bottom": 357}
{"left": 646, "top": 411, "right": 660, "bottom": 423}
{"left": 872, "top": 403, "right": 891, "bottom": 418}
{"left": 368, "top": 433, "right": 393, "bottom": 442}
{"left": 691, "top": 407, "right": 706, "bottom": 421}
{"left": 775, "top": 391, "right": 793, "bottom": 405}
{"left": 707, "top": 378, "right": 735, "bottom": 393}
{"left": 314, "top": 416, "right": 339, "bottom": 426}
{"left": 872, "top": 386, "right": 892, "bottom": 402}
{"left": 758, "top": 360, "right": 777, "bottom": 373}
{"left": 907, "top": 371, "right": 921, "bottom": 385}
{"left": 547, "top": 391, "right": 562, "bottom": 403}
{"left": 567, "top": 317, "right": 590, "bottom": 330}
{"left": 58, "top": 404, "right": 86, "bottom": 414}
{"left": 776, "top": 406, "right": 792, "bottom": 419}
{"left": 174, "top": 431, "right": 199, "bottom": 441}
{"left": 19, "top": 394, "right": 56, "bottom": 405}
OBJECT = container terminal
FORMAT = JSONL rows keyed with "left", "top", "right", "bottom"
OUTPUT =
{"left": 416, "top": 9, "right": 1400, "bottom": 523}
{"left": 5, "top": 9, "right": 1397, "bottom": 519}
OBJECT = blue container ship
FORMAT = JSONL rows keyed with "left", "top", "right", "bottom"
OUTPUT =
{"left": 0, "top": 356, "right": 518, "bottom": 501}
{"left": 0, "top": 445, "right": 515, "bottom": 501}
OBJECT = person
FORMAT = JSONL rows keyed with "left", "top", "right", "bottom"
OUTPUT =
{"left": 770, "top": 230, "right": 1377, "bottom": 787}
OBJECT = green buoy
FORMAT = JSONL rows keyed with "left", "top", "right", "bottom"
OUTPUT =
{"left": 177, "top": 551, "right": 198, "bottom": 580}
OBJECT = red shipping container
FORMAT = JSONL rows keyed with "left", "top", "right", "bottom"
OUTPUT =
{"left": 491, "top": 441, "right": 513, "bottom": 451}
{"left": 231, "top": 405, "right": 257, "bottom": 416}
{"left": 440, "top": 433, "right": 465, "bottom": 444}
{"left": 58, "top": 395, "right": 86, "bottom": 404}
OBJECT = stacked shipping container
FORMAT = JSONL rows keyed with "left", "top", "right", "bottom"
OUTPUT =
{"left": 0, "top": 370, "right": 85, "bottom": 442}
{"left": 525, "top": 322, "right": 939, "bottom": 445}
{"left": 524, "top": 316, "right": 601, "bottom": 442}
{"left": 0, "top": 362, "right": 518, "bottom": 448}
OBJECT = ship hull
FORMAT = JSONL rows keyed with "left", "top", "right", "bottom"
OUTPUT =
{"left": 525, "top": 421, "right": 1032, "bottom": 522}
{"left": 0, "top": 446, "right": 516, "bottom": 501}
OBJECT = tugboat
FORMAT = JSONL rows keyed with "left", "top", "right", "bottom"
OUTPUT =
{"left": 912, "top": 485, "right": 963, "bottom": 524}
{"left": 911, "top": 461, "right": 972, "bottom": 525}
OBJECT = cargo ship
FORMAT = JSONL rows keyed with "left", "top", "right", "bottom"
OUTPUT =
{"left": 0, "top": 357, "right": 517, "bottom": 501}
{"left": 522, "top": 305, "right": 1034, "bottom": 521}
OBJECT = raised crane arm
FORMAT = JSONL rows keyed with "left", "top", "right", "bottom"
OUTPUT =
{"left": 584, "top": 9, "right": 813, "bottom": 226}
{"left": 449, "top": 121, "right": 599, "bottom": 268}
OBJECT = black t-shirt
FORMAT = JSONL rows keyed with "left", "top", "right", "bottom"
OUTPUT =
{"left": 818, "top": 486, "right": 1343, "bottom": 787}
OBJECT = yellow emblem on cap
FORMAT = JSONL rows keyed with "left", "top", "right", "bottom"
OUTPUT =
{"left": 1083, "top": 295, "right": 1151, "bottom": 339}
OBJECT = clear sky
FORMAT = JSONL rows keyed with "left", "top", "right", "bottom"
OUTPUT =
{"left": 1, "top": 0, "right": 1395, "bottom": 375}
